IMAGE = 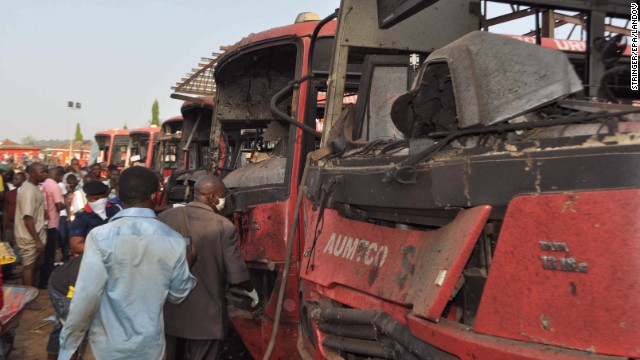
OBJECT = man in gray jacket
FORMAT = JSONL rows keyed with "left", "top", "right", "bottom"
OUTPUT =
{"left": 159, "top": 175, "right": 258, "bottom": 360}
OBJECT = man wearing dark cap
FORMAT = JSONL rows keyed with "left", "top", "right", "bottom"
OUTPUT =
{"left": 68, "top": 181, "right": 120, "bottom": 255}
{"left": 45, "top": 180, "right": 122, "bottom": 360}
{"left": 60, "top": 166, "right": 197, "bottom": 360}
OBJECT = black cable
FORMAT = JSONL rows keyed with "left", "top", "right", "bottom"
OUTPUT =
{"left": 269, "top": 75, "right": 320, "bottom": 137}
{"left": 384, "top": 109, "right": 640, "bottom": 184}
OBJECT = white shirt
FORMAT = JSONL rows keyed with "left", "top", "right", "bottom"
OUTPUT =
{"left": 58, "top": 182, "right": 68, "bottom": 217}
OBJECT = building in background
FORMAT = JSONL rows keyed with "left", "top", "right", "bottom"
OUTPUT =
{"left": 0, "top": 139, "right": 45, "bottom": 164}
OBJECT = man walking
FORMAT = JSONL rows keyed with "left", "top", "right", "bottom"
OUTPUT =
{"left": 15, "top": 163, "right": 47, "bottom": 288}
{"left": 39, "top": 167, "right": 65, "bottom": 288}
{"left": 59, "top": 166, "right": 197, "bottom": 360}
{"left": 159, "top": 175, "right": 258, "bottom": 360}
{"left": 46, "top": 181, "right": 121, "bottom": 360}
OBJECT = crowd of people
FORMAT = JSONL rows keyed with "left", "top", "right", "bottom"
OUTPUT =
{"left": 0, "top": 158, "right": 258, "bottom": 360}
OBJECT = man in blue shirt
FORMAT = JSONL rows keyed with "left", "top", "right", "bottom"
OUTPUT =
{"left": 59, "top": 166, "right": 197, "bottom": 360}
{"left": 46, "top": 181, "right": 122, "bottom": 360}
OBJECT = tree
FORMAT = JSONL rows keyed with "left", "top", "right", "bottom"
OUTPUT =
{"left": 123, "top": 123, "right": 128, "bottom": 129}
{"left": 74, "top": 123, "right": 83, "bottom": 141}
{"left": 21, "top": 135, "right": 37, "bottom": 145}
{"left": 150, "top": 99, "right": 160, "bottom": 126}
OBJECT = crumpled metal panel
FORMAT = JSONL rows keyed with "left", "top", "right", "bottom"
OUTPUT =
{"left": 223, "top": 157, "right": 287, "bottom": 188}
{"left": 301, "top": 199, "right": 491, "bottom": 322}
{"left": 399, "top": 31, "right": 583, "bottom": 129}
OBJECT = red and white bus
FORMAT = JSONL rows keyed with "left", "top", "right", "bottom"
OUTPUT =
{"left": 94, "top": 129, "right": 130, "bottom": 168}
{"left": 126, "top": 126, "right": 161, "bottom": 169}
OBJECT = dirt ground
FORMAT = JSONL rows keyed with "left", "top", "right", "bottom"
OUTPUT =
{"left": 6, "top": 269, "right": 251, "bottom": 360}
{"left": 9, "top": 287, "right": 95, "bottom": 360}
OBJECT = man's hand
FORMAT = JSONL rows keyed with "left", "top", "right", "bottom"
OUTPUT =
{"left": 35, "top": 238, "right": 45, "bottom": 253}
{"left": 242, "top": 289, "right": 259, "bottom": 308}
{"left": 186, "top": 244, "right": 197, "bottom": 267}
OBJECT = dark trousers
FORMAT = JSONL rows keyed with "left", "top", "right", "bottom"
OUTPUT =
{"left": 39, "top": 228, "right": 59, "bottom": 289}
{"left": 165, "top": 335, "right": 221, "bottom": 360}
{"left": 46, "top": 286, "right": 70, "bottom": 355}
{"left": 58, "top": 216, "right": 70, "bottom": 262}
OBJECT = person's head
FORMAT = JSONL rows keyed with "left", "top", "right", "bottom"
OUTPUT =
{"left": 83, "top": 181, "right": 109, "bottom": 203}
{"left": 193, "top": 175, "right": 227, "bottom": 213}
{"left": 27, "top": 163, "right": 47, "bottom": 184}
{"left": 107, "top": 164, "right": 118, "bottom": 172}
{"left": 70, "top": 158, "right": 80, "bottom": 172}
{"left": 83, "top": 174, "right": 95, "bottom": 184}
{"left": 66, "top": 174, "right": 79, "bottom": 191}
{"left": 0, "top": 163, "right": 11, "bottom": 182}
{"left": 83, "top": 181, "right": 110, "bottom": 216}
{"left": 47, "top": 167, "right": 60, "bottom": 181}
{"left": 118, "top": 166, "right": 159, "bottom": 208}
{"left": 12, "top": 172, "right": 25, "bottom": 188}
{"left": 2, "top": 169, "right": 14, "bottom": 184}
{"left": 109, "top": 169, "right": 120, "bottom": 189}
{"left": 90, "top": 163, "right": 102, "bottom": 178}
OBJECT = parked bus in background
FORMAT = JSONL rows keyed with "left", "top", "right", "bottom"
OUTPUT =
{"left": 179, "top": 96, "right": 214, "bottom": 171}
{"left": 94, "top": 129, "right": 130, "bottom": 169}
{"left": 125, "top": 126, "right": 160, "bottom": 168}
{"left": 154, "top": 115, "right": 184, "bottom": 177}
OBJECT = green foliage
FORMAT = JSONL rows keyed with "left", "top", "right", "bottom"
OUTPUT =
{"left": 74, "top": 123, "right": 83, "bottom": 141}
{"left": 21, "top": 135, "right": 37, "bottom": 145}
{"left": 123, "top": 123, "right": 128, "bottom": 130}
{"left": 150, "top": 99, "right": 160, "bottom": 126}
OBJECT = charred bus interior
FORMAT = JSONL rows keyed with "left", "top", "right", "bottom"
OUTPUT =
{"left": 127, "top": 131, "right": 158, "bottom": 167}
{"left": 95, "top": 133, "right": 129, "bottom": 168}
{"left": 164, "top": 101, "right": 214, "bottom": 204}
{"left": 214, "top": 42, "right": 299, "bottom": 211}
{"left": 154, "top": 118, "right": 183, "bottom": 174}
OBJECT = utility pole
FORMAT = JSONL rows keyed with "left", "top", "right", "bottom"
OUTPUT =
{"left": 67, "top": 101, "right": 82, "bottom": 164}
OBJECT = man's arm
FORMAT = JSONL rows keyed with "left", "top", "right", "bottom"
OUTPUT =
{"left": 55, "top": 201, "right": 65, "bottom": 212}
{"left": 23, "top": 216, "right": 44, "bottom": 253}
{"left": 69, "top": 236, "right": 85, "bottom": 255}
{"left": 68, "top": 214, "right": 89, "bottom": 255}
{"left": 59, "top": 232, "right": 108, "bottom": 360}
{"left": 51, "top": 181, "right": 65, "bottom": 212}
{"left": 222, "top": 225, "right": 251, "bottom": 286}
{"left": 222, "top": 225, "right": 257, "bottom": 305}
{"left": 167, "top": 245, "right": 196, "bottom": 305}
{"left": 19, "top": 187, "right": 44, "bottom": 252}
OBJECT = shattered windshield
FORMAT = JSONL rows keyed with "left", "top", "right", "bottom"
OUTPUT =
{"left": 214, "top": 42, "right": 298, "bottom": 189}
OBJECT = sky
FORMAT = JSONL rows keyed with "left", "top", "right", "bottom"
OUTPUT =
{"left": 0, "top": 0, "right": 340, "bottom": 143}
{"left": 0, "top": 1, "right": 629, "bottom": 143}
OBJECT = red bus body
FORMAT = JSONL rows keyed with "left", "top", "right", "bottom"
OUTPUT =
{"left": 127, "top": 127, "right": 161, "bottom": 169}
{"left": 94, "top": 129, "right": 130, "bottom": 169}
{"left": 210, "top": 2, "right": 638, "bottom": 360}
{"left": 209, "top": 20, "right": 337, "bottom": 359}
{"left": 180, "top": 97, "right": 215, "bottom": 171}
{"left": 156, "top": 116, "right": 183, "bottom": 177}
